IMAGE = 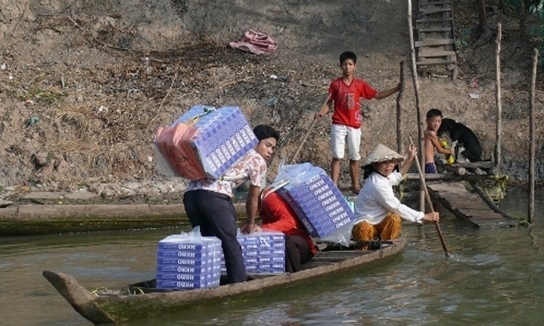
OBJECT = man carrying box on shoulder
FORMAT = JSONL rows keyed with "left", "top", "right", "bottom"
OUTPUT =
{"left": 182, "top": 125, "right": 280, "bottom": 284}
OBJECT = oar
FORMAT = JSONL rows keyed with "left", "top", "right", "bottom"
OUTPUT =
{"left": 290, "top": 95, "right": 331, "bottom": 164}
{"left": 409, "top": 136, "right": 451, "bottom": 258}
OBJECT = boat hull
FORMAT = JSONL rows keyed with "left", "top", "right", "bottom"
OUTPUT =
{"left": 43, "top": 237, "right": 407, "bottom": 324}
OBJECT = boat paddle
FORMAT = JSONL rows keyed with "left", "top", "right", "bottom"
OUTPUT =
{"left": 290, "top": 94, "right": 331, "bottom": 164}
{"left": 409, "top": 136, "right": 451, "bottom": 258}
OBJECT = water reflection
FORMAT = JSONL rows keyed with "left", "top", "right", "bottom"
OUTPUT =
{"left": 0, "top": 189, "right": 543, "bottom": 326}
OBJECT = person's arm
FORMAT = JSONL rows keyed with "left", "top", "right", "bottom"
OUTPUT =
{"left": 240, "top": 154, "right": 267, "bottom": 234}
{"left": 315, "top": 98, "right": 333, "bottom": 118}
{"left": 427, "top": 130, "right": 454, "bottom": 155}
{"left": 241, "top": 184, "right": 261, "bottom": 233}
{"left": 398, "top": 143, "right": 416, "bottom": 175}
{"left": 422, "top": 211, "right": 440, "bottom": 222}
{"left": 374, "top": 183, "right": 424, "bottom": 222}
{"left": 374, "top": 175, "right": 441, "bottom": 223}
{"left": 374, "top": 83, "right": 401, "bottom": 99}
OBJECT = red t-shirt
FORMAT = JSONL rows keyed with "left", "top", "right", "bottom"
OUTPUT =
{"left": 329, "top": 77, "right": 377, "bottom": 128}
{"left": 260, "top": 192, "right": 317, "bottom": 255}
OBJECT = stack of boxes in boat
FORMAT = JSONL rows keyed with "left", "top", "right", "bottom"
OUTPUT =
{"left": 221, "top": 231, "right": 286, "bottom": 274}
{"left": 277, "top": 165, "right": 355, "bottom": 238}
{"left": 155, "top": 105, "right": 258, "bottom": 180}
{"left": 155, "top": 234, "right": 222, "bottom": 290}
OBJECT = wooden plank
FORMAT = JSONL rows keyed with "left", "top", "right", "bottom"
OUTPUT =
{"left": 416, "top": 17, "right": 452, "bottom": 23}
{"left": 416, "top": 26, "right": 453, "bottom": 32}
{"left": 427, "top": 181, "right": 517, "bottom": 227}
{"left": 404, "top": 173, "right": 499, "bottom": 181}
{"left": 452, "top": 161, "right": 495, "bottom": 169}
{"left": 419, "top": 0, "right": 452, "bottom": 5}
{"left": 416, "top": 59, "right": 456, "bottom": 66}
{"left": 418, "top": 50, "right": 457, "bottom": 58}
{"left": 415, "top": 38, "right": 454, "bottom": 47}
{"left": 419, "top": 7, "right": 451, "bottom": 15}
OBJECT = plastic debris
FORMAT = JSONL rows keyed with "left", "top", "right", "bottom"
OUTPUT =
{"left": 468, "top": 77, "right": 479, "bottom": 88}
{"left": 25, "top": 116, "right": 40, "bottom": 128}
{"left": 266, "top": 96, "right": 279, "bottom": 107}
{"left": 97, "top": 106, "right": 108, "bottom": 113}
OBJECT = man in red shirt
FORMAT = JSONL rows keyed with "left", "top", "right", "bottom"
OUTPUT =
{"left": 316, "top": 51, "right": 401, "bottom": 194}
{"left": 260, "top": 192, "right": 317, "bottom": 273}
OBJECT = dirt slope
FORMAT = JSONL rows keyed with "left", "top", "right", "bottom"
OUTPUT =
{"left": 0, "top": 0, "right": 542, "bottom": 195}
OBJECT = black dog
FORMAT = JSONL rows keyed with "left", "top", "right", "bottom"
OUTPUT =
{"left": 437, "top": 118, "right": 482, "bottom": 162}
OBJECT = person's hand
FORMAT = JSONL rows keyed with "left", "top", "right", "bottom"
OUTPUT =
{"left": 314, "top": 112, "right": 323, "bottom": 119}
{"left": 240, "top": 219, "right": 256, "bottom": 234}
{"left": 423, "top": 211, "right": 440, "bottom": 222}
{"left": 395, "top": 82, "right": 402, "bottom": 92}
{"left": 253, "top": 225, "right": 263, "bottom": 233}
{"left": 407, "top": 143, "right": 417, "bottom": 160}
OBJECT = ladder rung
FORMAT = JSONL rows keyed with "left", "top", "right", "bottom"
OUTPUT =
{"left": 416, "top": 17, "right": 452, "bottom": 23}
{"left": 419, "top": 0, "right": 452, "bottom": 5}
{"left": 415, "top": 38, "right": 455, "bottom": 47}
{"left": 419, "top": 7, "right": 452, "bottom": 15}
{"left": 418, "top": 50, "right": 457, "bottom": 58}
{"left": 416, "top": 26, "right": 452, "bottom": 32}
{"left": 416, "top": 59, "right": 457, "bottom": 66}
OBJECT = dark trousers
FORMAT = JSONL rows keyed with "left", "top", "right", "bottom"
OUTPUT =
{"left": 183, "top": 190, "right": 246, "bottom": 284}
{"left": 285, "top": 235, "right": 314, "bottom": 273}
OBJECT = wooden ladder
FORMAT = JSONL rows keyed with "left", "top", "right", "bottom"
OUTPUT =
{"left": 415, "top": 0, "right": 458, "bottom": 79}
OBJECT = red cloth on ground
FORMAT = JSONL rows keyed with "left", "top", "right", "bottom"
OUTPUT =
{"left": 229, "top": 29, "right": 278, "bottom": 55}
{"left": 260, "top": 192, "right": 317, "bottom": 255}
{"left": 328, "top": 77, "right": 377, "bottom": 128}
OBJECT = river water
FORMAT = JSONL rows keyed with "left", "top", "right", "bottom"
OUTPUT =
{"left": 1, "top": 189, "right": 543, "bottom": 326}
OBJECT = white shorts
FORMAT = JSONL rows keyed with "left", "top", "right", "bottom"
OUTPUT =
{"left": 330, "top": 124, "right": 361, "bottom": 161}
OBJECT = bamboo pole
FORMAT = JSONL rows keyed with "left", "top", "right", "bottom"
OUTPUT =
{"left": 407, "top": 0, "right": 425, "bottom": 211}
{"left": 409, "top": 137, "right": 450, "bottom": 258}
{"left": 494, "top": 23, "right": 502, "bottom": 168}
{"left": 528, "top": 48, "right": 538, "bottom": 224}
{"left": 291, "top": 95, "right": 331, "bottom": 164}
{"left": 396, "top": 61, "right": 405, "bottom": 154}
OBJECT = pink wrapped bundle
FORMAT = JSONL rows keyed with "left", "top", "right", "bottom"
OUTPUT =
{"left": 154, "top": 122, "right": 207, "bottom": 180}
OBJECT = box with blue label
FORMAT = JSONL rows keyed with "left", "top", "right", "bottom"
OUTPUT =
{"left": 156, "top": 234, "right": 222, "bottom": 290}
{"left": 154, "top": 105, "right": 258, "bottom": 180}
{"left": 155, "top": 279, "right": 219, "bottom": 289}
{"left": 220, "top": 231, "right": 286, "bottom": 274}
{"left": 277, "top": 165, "right": 355, "bottom": 238}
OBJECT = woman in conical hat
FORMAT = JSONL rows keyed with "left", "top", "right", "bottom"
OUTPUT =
{"left": 352, "top": 143, "right": 439, "bottom": 242}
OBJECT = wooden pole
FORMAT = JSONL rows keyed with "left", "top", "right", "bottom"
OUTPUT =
{"left": 519, "top": 0, "right": 526, "bottom": 39}
{"left": 409, "top": 137, "right": 450, "bottom": 257}
{"left": 528, "top": 48, "right": 538, "bottom": 224}
{"left": 396, "top": 61, "right": 405, "bottom": 154}
{"left": 407, "top": 0, "right": 425, "bottom": 211}
{"left": 494, "top": 23, "right": 502, "bottom": 168}
{"left": 290, "top": 95, "right": 330, "bottom": 164}
{"left": 476, "top": 0, "right": 488, "bottom": 34}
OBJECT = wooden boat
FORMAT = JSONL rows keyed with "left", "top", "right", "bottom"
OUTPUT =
{"left": 43, "top": 237, "right": 407, "bottom": 324}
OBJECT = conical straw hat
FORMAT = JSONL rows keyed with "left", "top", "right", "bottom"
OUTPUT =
{"left": 361, "top": 144, "right": 404, "bottom": 168}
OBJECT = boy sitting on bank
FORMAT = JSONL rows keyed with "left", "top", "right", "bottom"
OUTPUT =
{"left": 424, "top": 108, "right": 455, "bottom": 173}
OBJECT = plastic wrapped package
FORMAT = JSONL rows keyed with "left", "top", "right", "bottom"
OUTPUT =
{"left": 274, "top": 163, "right": 355, "bottom": 246}
{"left": 155, "top": 227, "right": 222, "bottom": 290}
{"left": 154, "top": 105, "right": 258, "bottom": 180}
